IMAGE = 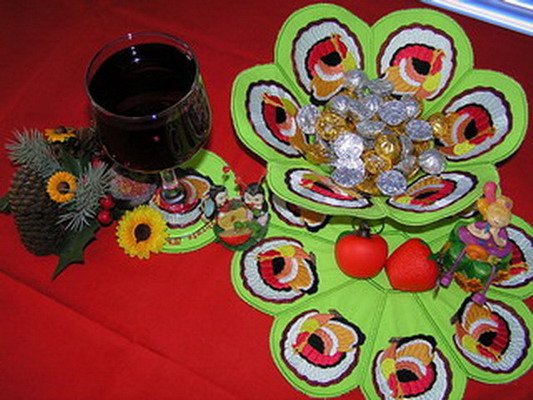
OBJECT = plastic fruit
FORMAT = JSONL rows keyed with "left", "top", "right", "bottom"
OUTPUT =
{"left": 386, "top": 238, "right": 439, "bottom": 292}
{"left": 335, "top": 222, "right": 388, "bottom": 278}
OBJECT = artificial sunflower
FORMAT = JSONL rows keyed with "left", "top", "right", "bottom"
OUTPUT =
{"left": 44, "top": 126, "right": 76, "bottom": 142}
{"left": 116, "top": 205, "right": 168, "bottom": 259}
{"left": 47, "top": 171, "right": 77, "bottom": 203}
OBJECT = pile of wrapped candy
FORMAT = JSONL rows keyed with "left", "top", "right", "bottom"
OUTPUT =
{"left": 291, "top": 69, "right": 447, "bottom": 196}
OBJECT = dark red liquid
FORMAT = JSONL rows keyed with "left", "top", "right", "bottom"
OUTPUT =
{"left": 89, "top": 42, "right": 211, "bottom": 172}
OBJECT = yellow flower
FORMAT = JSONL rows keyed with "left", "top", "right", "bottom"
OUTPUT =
{"left": 44, "top": 127, "right": 76, "bottom": 142}
{"left": 47, "top": 171, "right": 77, "bottom": 203}
{"left": 116, "top": 205, "right": 168, "bottom": 259}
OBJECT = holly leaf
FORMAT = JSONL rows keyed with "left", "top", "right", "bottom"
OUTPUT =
{"left": 0, "top": 194, "right": 10, "bottom": 214}
{"left": 53, "top": 221, "right": 99, "bottom": 279}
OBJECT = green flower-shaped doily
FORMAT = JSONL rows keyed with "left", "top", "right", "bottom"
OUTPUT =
{"left": 230, "top": 4, "right": 528, "bottom": 226}
{"left": 231, "top": 195, "right": 532, "bottom": 399}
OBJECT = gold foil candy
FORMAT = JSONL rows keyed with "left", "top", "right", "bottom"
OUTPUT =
{"left": 375, "top": 133, "right": 401, "bottom": 164}
{"left": 316, "top": 111, "right": 348, "bottom": 141}
{"left": 412, "top": 140, "right": 433, "bottom": 155}
{"left": 362, "top": 150, "right": 392, "bottom": 175}
{"left": 428, "top": 113, "right": 448, "bottom": 140}
{"left": 356, "top": 176, "right": 381, "bottom": 195}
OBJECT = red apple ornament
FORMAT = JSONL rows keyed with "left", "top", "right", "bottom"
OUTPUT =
{"left": 386, "top": 238, "right": 439, "bottom": 292}
{"left": 335, "top": 222, "right": 388, "bottom": 278}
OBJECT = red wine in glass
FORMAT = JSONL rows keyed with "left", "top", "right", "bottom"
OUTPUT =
{"left": 86, "top": 33, "right": 212, "bottom": 203}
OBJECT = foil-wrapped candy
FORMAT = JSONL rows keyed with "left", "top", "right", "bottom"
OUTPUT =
{"left": 326, "top": 95, "right": 352, "bottom": 118}
{"left": 365, "top": 78, "right": 394, "bottom": 96}
{"left": 418, "top": 148, "right": 446, "bottom": 175}
{"left": 399, "top": 135, "right": 414, "bottom": 157}
{"left": 394, "top": 154, "right": 418, "bottom": 177}
{"left": 316, "top": 111, "right": 348, "bottom": 141}
{"left": 375, "top": 133, "right": 402, "bottom": 165}
{"left": 332, "top": 165, "right": 365, "bottom": 188}
{"left": 362, "top": 151, "right": 392, "bottom": 175}
{"left": 376, "top": 170, "right": 407, "bottom": 196}
{"left": 360, "top": 94, "right": 382, "bottom": 117}
{"left": 402, "top": 95, "right": 422, "bottom": 119}
{"left": 356, "top": 120, "right": 385, "bottom": 138}
{"left": 343, "top": 69, "right": 368, "bottom": 92}
{"left": 296, "top": 104, "right": 321, "bottom": 134}
{"left": 347, "top": 98, "right": 373, "bottom": 121}
{"left": 406, "top": 119, "right": 434, "bottom": 141}
{"left": 332, "top": 132, "right": 364, "bottom": 159}
{"left": 378, "top": 100, "right": 408, "bottom": 126}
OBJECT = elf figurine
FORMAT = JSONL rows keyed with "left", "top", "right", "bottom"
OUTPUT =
{"left": 438, "top": 182, "right": 513, "bottom": 304}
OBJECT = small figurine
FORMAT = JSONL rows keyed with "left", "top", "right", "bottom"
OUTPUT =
{"left": 438, "top": 182, "right": 513, "bottom": 304}
{"left": 203, "top": 175, "right": 270, "bottom": 251}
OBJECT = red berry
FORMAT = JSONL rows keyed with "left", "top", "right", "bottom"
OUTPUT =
{"left": 99, "top": 195, "right": 115, "bottom": 210}
{"left": 97, "top": 210, "right": 113, "bottom": 226}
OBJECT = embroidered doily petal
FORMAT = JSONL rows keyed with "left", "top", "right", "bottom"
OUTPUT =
{"left": 371, "top": 8, "right": 473, "bottom": 104}
{"left": 424, "top": 70, "right": 528, "bottom": 167}
{"left": 162, "top": 150, "right": 239, "bottom": 253}
{"left": 274, "top": 3, "right": 372, "bottom": 104}
{"left": 361, "top": 292, "right": 467, "bottom": 400}
{"left": 231, "top": 63, "right": 307, "bottom": 164}
{"left": 231, "top": 220, "right": 354, "bottom": 316}
{"left": 269, "top": 281, "right": 384, "bottom": 398}
{"left": 266, "top": 160, "right": 388, "bottom": 219}
{"left": 416, "top": 286, "right": 532, "bottom": 384}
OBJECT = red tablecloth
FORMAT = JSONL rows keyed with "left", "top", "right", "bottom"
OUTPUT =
{"left": 0, "top": 1, "right": 531, "bottom": 399}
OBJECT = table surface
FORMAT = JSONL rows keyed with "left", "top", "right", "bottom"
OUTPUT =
{"left": 0, "top": 1, "right": 531, "bottom": 399}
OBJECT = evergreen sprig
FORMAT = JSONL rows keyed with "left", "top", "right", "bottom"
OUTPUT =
{"left": 58, "top": 163, "right": 113, "bottom": 231}
{"left": 5, "top": 129, "right": 61, "bottom": 177}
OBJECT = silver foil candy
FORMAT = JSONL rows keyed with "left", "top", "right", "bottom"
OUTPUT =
{"left": 332, "top": 133, "right": 364, "bottom": 159}
{"left": 419, "top": 149, "right": 446, "bottom": 175}
{"left": 343, "top": 69, "right": 368, "bottom": 91}
{"left": 356, "top": 120, "right": 386, "bottom": 138}
{"left": 326, "top": 95, "right": 352, "bottom": 118}
{"left": 331, "top": 166, "right": 365, "bottom": 188}
{"left": 406, "top": 119, "right": 434, "bottom": 141}
{"left": 347, "top": 99, "right": 373, "bottom": 121}
{"left": 399, "top": 135, "right": 414, "bottom": 156}
{"left": 394, "top": 155, "right": 418, "bottom": 176}
{"left": 365, "top": 78, "right": 394, "bottom": 96}
{"left": 402, "top": 95, "right": 421, "bottom": 119}
{"left": 376, "top": 170, "right": 407, "bottom": 196}
{"left": 296, "top": 104, "right": 321, "bottom": 134}
{"left": 361, "top": 94, "right": 383, "bottom": 117}
{"left": 378, "top": 100, "right": 408, "bottom": 126}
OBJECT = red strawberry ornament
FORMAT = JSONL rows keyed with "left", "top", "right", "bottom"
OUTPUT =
{"left": 385, "top": 238, "right": 439, "bottom": 292}
{"left": 335, "top": 222, "right": 388, "bottom": 279}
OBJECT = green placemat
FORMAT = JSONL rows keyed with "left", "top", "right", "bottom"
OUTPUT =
{"left": 231, "top": 191, "right": 532, "bottom": 399}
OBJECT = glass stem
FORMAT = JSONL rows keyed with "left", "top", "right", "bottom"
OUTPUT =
{"left": 160, "top": 169, "right": 186, "bottom": 204}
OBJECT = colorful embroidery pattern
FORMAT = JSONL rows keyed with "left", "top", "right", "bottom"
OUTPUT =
{"left": 373, "top": 335, "right": 452, "bottom": 400}
{"left": 378, "top": 24, "right": 456, "bottom": 100}
{"left": 292, "top": 19, "right": 363, "bottom": 103}
{"left": 387, "top": 172, "right": 477, "bottom": 212}
{"left": 452, "top": 298, "right": 530, "bottom": 373}
{"left": 285, "top": 168, "right": 371, "bottom": 209}
{"left": 494, "top": 225, "right": 532, "bottom": 288}
{"left": 281, "top": 310, "right": 365, "bottom": 386}
{"left": 270, "top": 193, "right": 330, "bottom": 232}
{"left": 241, "top": 237, "right": 318, "bottom": 303}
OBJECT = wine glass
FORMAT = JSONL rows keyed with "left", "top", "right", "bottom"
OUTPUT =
{"left": 85, "top": 32, "right": 212, "bottom": 206}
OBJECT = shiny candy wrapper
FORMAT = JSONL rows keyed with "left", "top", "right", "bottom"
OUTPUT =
{"left": 347, "top": 99, "right": 373, "bottom": 121}
{"left": 296, "top": 104, "right": 321, "bottom": 134}
{"left": 399, "top": 135, "right": 414, "bottom": 156}
{"left": 327, "top": 95, "right": 352, "bottom": 118}
{"left": 402, "top": 95, "right": 421, "bottom": 119}
{"left": 429, "top": 113, "right": 448, "bottom": 140}
{"left": 375, "top": 133, "right": 401, "bottom": 164}
{"left": 376, "top": 170, "right": 407, "bottom": 196}
{"left": 419, "top": 149, "right": 446, "bottom": 175}
{"left": 378, "top": 100, "right": 408, "bottom": 126}
{"left": 365, "top": 78, "right": 394, "bottom": 96}
{"left": 343, "top": 69, "right": 368, "bottom": 91}
{"left": 316, "top": 111, "right": 347, "bottom": 141}
{"left": 406, "top": 119, "right": 434, "bottom": 141}
{"left": 332, "top": 166, "right": 365, "bottom": 188}
{"left": 331, "top": 156, "right": 365, "bottom": 171}
{"left": 362, "top": 151, "right": 392, "bottom": 175}
{"left": 394, "top": 154, "right": 418, "bottom": 177}
{"left": 332, "top": 132, "right": 364, "bottom": 159}
{"left": 361, "top": 94, "right": 382, "bottom": 117}
{"left": 356, "top": 120, "right": 385, "bottom": 138}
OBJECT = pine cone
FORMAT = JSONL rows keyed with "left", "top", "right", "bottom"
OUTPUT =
{"left": 8, "top": 167, "right": 65, "bottom": 256}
